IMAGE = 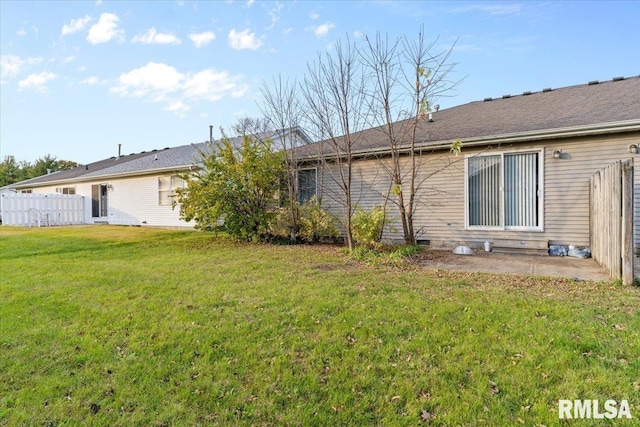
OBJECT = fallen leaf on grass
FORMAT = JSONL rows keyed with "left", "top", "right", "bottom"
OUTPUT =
{"left": 489, "top": 380, "right": 499, "bottom": 395}
{"left": 420, "top": 409, "right": 434, "bottom": 422}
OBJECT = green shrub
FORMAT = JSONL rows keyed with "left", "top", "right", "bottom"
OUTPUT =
{"left": 349, "top": 244, "right": 423, "bottom": 267}
{"left": 269, "top": 207, "right": 296, "bottom": 240}
{"left": 392, "top": 244, "right": 423, "bottom": 258}
{"left": 298, "top": 197, "right": 339, "bottom": 243}
{"left": 269, "top": 197, "right": 339, "bottom": 243}
{"left": 351, "top": 206, "right": 387, "bottom": 250}
{"left": 176, "top": 133, "right": 284, "bottom": 241}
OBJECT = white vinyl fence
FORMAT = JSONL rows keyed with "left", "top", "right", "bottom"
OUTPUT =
{"left": 1, "top": 193, "right": 85, "bottom": 226}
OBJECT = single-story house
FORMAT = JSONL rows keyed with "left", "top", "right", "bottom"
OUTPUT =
{"left": 295, "top": 76, "right": 640, "bottom": 260}
{"left": 2, "top": 129, "right": 311, "bottom": 228}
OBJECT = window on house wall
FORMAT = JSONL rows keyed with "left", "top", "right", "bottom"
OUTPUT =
{"left": 56, "top": 186, "right": 76, "bottom": 194}
{"left": 159, "top": 176, "right": 185, "bottom": 206}
{"left": 466, "top": 150, "right": 543, "bottom": 231}
{"left": 297, "top": 168, "right": 317, "bottom": 204}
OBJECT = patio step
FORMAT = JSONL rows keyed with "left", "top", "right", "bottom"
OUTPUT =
{"left": 490, "top": 239, "right": 549, "bottom": 255}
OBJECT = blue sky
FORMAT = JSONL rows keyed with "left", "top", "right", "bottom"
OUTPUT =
{"left": 1, "top": 0, "right": 638, "bottom": 164}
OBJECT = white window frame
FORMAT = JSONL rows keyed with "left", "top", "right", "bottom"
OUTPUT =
{"left": 464, "top": 148, "right": 544, "bottom": 232}
{"left": 159, "top": 176, "right": 185, "bottom": 206}
{"left": 297, "top": 168, "right": 318, "bottom": 204}
{"left": 56, "top": 186, "right": 76, "bottom": 195}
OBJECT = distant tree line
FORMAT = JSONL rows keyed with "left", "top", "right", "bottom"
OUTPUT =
{"left": 0, "top": 155, "right": 78, "bottom": 187}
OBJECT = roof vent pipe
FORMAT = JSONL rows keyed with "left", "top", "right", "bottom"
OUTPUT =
{"left": 118, "top": 143, "right": 122, "bottom": 160}
{"left": 209, "top": 125, "right": 213, "bottom": 143}
{"left": 428, "top": 112, "right": 434, "bottom": 122}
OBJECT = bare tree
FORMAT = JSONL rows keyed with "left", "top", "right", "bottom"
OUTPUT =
{"left": 232, "top": 116, "right": 271, "bottom": 138}
{"left": 301, "top": 38, "right": 369, "bottom": 250}
{"left": 361, "top": 27, "right": 462, "bottom": 244}
{"left": 259, "top": 75, "right": 304, "bottom": 238}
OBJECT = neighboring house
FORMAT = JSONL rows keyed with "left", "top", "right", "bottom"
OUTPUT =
{"left": 2, "top": 129, "right": 311, "bottom": 228}
{"left": 295, "top": 76, "right": 640, "bottom": 255}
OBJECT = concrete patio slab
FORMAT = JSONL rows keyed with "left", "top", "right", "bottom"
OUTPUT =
{"left": 419, "top": 250, "right": 611, "bottom": 282}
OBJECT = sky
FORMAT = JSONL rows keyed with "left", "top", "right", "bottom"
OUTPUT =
{"left": 1, "top": 0, "right": 639, "bottom": 164}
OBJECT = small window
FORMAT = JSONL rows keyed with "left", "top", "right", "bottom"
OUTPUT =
{"left": 20, "top": 189, "right": 33, "bottom": 194}
{"left": 56, "top": 186, "right": 76, "bottom": 195}
{"left": 159, "top": 176, "right": 185, "bottom": 206}
{"left": 298, "top": 168, "right": 317, "bottom": 204}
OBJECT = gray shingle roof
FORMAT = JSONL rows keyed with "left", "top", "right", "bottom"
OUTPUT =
{"left": 297, "top": 75, "right": 640, "bottom": 159}
{"left": 82, "top": 143, "right": 210, "bottom": 179}
{"left": 5, "top": 129, "right": 307, "bottom": 189}
{"left": 4, "top": 150, "right": 156, "bottom": 188}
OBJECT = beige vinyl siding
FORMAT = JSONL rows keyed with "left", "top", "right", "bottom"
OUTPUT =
{"left": 318, "top": 132, "right": 640, "bottom": 250}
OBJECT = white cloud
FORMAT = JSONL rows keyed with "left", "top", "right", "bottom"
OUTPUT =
{"left": 309, "top": 12, "right": 319, "bottom": 20}
{"left": 166, "top": 101, "right": 190, "bottom": 116}
{"left": 62, "top": 56, "right": 76, "bottom": 64}
{"left": 132, "top": 27, "right": 181, "bottom": 45}
{"left": 0, "top": 55, "right": 43, "bottom": 78}
{"left": 111, "top": 62, "right": 248, "bottom": 115}
{"left": 452, "top": 4, "right": 522, "bottom": 15}
{"left": 228, "top": 28, "right": 263, "bottom": 50}
{"left": 282, "top": 27, "right": 293, "bottom": 35}
{"left": 188, "top": 31, "right": 215, "bottom": 48}
{"left": 95, "top": 0, "right": 102, "bottom": 5}
{"left": 77, "top": 65, "right": 87, "bottom": 72}
{"left": 267, "top": 2, "right": 283, "bottom": 30}
{"left": 1, "top": 55, "right": 25, "bottom": 78}
{"left": 17, "top": 28, "right": 27, "bottom": 36}
{"left": 80, "top": 76, "right": 108, "bottom": 85}
{"left": 111, "top": 62, "right": 183, "bottom": 99}
{"left": 183, "top": 69, "right": 248, "bottom": 101}
{"left": 353, "top": 30, "right": 363, "bottom": 38}
{"left": 18, "top": 71, "right": 57, "bottom": 92}
{"left": 245, "top": 0, "right": 255, "bottom": 7}
{"left": 87, "top": 13, "right": 124, "bottom": 44}
{"left": 61, "top": 15, "right": 92, "bottom": 37}
{"left": 314, "top": 22, "right": 335, "bottom": 37}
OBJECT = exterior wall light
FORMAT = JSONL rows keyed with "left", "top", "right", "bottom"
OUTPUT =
{"left": 553, "top": 150, "right": 562, "bottom": 159}
{"left": 628, "top": 144, "right": 638, "bottom": 154}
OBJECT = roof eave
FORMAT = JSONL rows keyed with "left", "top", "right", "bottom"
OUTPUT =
{"left": 6, "top": 164, "right": 195, "bottom": 189}
{"left": 298, "top": 119, "right": 640, "bottom": 161}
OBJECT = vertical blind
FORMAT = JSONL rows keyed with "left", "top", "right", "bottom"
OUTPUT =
{"left": 504, "top": 153, "right": 538, "bottom": 227}
{"left": 468, "top": 155, "right": 501, "bottom": 226}
{"left": 468, "top": 152, "right": 539, "bottom": 228}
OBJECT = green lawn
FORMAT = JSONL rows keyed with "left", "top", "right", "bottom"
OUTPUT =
{"left": 1, "top": 226, "right": 639, "bottom": 426}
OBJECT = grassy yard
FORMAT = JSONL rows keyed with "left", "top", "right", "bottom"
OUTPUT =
{"left": 1, "top": 226, "right": 639, "bottom": 426}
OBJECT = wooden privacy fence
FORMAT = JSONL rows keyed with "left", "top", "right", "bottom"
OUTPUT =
{"left": 1, "top": 193, "right": 85, "bottom": 226}
{"left": 590, "top": 159, "right": 634, "bottom": 284}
